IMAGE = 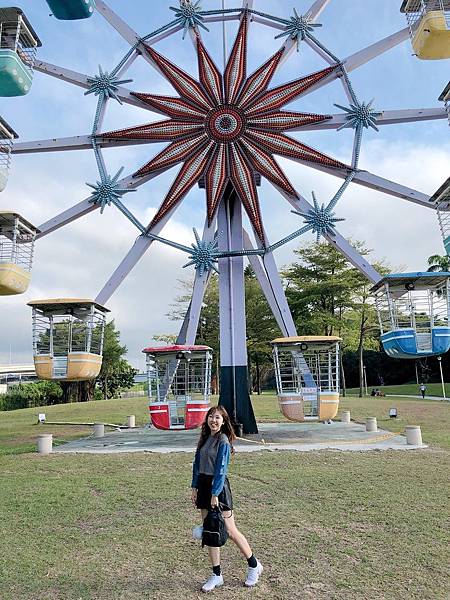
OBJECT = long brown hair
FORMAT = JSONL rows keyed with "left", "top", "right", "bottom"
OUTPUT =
{"left": 197, "top": 405, "right": 236, "bottom": 452}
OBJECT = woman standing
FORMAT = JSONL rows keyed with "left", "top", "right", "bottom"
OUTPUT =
{"left": 191, "top": 405, "right": 263, "bottom": 592}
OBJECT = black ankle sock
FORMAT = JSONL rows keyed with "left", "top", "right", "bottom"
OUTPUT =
{"left": 247, "top": 554, "right": 257, "bottom": 568}
{"left": 212, "top": 565, "right": 221, "bottom": 576}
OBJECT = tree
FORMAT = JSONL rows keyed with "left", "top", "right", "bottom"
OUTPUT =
{"left": 284, "top": 240, "right": 389, "bottom": 396}
{"left": 151, "top": 334, "right": 177, "bottom": 345}
{"left": 427, "top": 253, "right": 450, "bottom": 272}
{"left": 283, "top": 241, "right": 358, "bottom": 336}
{"left": 96, "top": 358, "right": 137, "bottom": 400}
{"left": 96, "top": 321, "right": 137, "bottom": 400}
{"left": 244, "top": 266, "right": 279, "bottom": 393}
{"left": 166, "top": 269, "right": 280, "bottom": 393}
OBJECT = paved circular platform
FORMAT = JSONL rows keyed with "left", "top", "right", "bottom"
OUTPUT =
{"left": 53, "top": 421, "right": 426, "bottom": 454}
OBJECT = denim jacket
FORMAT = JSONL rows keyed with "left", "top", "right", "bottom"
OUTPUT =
{"left": 191, "top": 436, "right": 231, "bottom": 496}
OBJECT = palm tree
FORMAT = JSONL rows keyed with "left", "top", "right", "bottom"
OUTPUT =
{"left": 427, "top": 254, "right": 450, "bottom": 272}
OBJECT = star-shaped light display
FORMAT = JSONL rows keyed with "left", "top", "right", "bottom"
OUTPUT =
{"left": 170, "top": 1, "right": 209, "bottom": 38}
{"left": 85, "top": 66, "right": 133, "bottom": 104}
{"left": 100, "top": 14, "right": 349, "bottom": 243}
{"left": 293, "top": 191, "right": 345, "bottom": 241}
{"left": 334, "top": 99, "right": 382, "bottom": 131}
{"left": 275, "top": 8, "right": 322, "bottom": 47}
{"left": 183, "top": 228, "right": 220, "bottom": 275}
{"left": 87, "top": 167, "right": 135, "bottom": 213}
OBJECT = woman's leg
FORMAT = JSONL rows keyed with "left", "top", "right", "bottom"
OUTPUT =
{"left": 222, "top": 511, "right": 252, "bottom": 558}
{"left": 201, "top": 509, "right": 221, "bottom": 567}
{"left": 223, "top": 511, "right": 263, "bottom": 587}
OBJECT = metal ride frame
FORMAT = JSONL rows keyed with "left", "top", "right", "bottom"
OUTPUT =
{"left": 12, "top": 0, "right": 448, "bottom": 432}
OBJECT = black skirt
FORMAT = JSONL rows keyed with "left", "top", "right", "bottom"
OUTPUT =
{"left": 196, "top": 474, "right": 233, "bottom": 511}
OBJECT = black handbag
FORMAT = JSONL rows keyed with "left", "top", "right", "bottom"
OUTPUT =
{"left": 202, "top": 507, "right": 229, "bottom": 547}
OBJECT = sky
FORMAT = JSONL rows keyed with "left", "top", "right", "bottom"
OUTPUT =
{"left": 0, "top": 0, "right": 449, "bottom": 370}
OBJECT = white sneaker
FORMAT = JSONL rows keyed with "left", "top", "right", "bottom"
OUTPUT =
{"left": 245, "top": 560, "right": 263, "bottom": 587}
{"left": 202, "top": 574, "right": 224, "bottom": 592}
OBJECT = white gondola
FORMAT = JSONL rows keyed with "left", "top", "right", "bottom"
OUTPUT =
{"left": 432, "top": 176, "right": 450, "bottom": 255}
{"left": 400, "top": 0, "right": 450, "bottom": 59}
{"left": 271, "top": 336, "right": 341, "bottom": 422}
{"left": 0, "top": 212, "right": 38, "bottom": 295}
{"left": 372, "top": 272, "right": 450, "bottom": 358}
{"left": 0, "top": 117, "right": 17, "bottom": 191}
{"left": 28, "top": 299, "right": 109, "bottom": 381}
{"left": 439, "top": 80, "right": 450, "bottom": 123}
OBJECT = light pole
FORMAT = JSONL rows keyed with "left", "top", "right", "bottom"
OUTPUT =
{"left": 363, "top": 364, "right": 368, "bottom": 396}
{"left": 437, "top": 356, "right": 446, "bottom": 401}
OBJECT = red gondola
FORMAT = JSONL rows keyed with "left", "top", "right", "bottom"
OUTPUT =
{"left": 142, "top": 344, "right": 212, "bottom": 430}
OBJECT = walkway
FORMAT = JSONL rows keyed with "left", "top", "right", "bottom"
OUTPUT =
{"left": 53, "top": 421, "right": 426, "bottom": 454}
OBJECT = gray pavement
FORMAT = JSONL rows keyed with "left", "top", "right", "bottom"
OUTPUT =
{"left": 53, "top": 421, "right": 426, "bottom": 454}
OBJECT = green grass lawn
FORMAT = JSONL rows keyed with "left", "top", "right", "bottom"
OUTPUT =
{"left": 1, "top": 396, "right": 449, "bottom": 599}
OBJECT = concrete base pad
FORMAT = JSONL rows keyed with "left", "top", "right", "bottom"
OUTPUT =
{"left": 53, "top": 421, "right": 426, "bottom": 454}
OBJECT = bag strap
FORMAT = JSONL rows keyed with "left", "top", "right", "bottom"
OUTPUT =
{"left": 218, "top": 502, "right": 233, "bottom": 518}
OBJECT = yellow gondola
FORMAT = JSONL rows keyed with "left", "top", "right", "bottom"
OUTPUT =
{"left": 271, "top": 336, "right": 342, "bottom": 422}
{"left": 0, "top": 212, "right": 38, "bottom": 295}
{"left": 27, "top": 299, "right": 109, "bottom": 381}
{"left": 401, "top": 0, "right": 450, "bottom": 59}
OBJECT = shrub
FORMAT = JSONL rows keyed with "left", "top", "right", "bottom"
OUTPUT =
{"left": 0, "top": 381, "right": 63, "bottom": 411}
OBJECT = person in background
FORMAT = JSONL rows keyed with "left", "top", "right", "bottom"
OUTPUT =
{"left": 419, "top": 382, "right": 427, "bottom": 399}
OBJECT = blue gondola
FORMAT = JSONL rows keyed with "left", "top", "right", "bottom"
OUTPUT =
{"left": 372, "top": 272, "right": 450, "bottom": 358}
{"left": 45, "top": 0, "right": 96, "bottom": 21}
{"left": 0, "top": 8, "right": 41, "bottom": 97}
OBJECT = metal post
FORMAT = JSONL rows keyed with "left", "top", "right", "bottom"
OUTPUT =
{"left": 415, "top": 360, "right": 419, "bottom": 385}
{"left": 217, "top": 187, "right": 257, "bottom": 434}
{"left": 363, "top": 364, "right": 368, "bottom": 396}
{"left": 437, "top": 356, "right": 446, "bottom": 400}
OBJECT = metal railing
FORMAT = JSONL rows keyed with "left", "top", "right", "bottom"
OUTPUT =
{"left": 374, "top": 280, "right": 450, "bottom": 334}
{"left": 32, "top": 308, "right": 107, "bottom": 356}
{"left": 147, "top": 353, "right": 212, "bottom": 404}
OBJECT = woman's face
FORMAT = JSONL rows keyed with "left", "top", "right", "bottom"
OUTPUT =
{"left": 208, "top": 410, "right": 224, "bottom": 434}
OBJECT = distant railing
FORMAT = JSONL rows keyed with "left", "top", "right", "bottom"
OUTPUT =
{"left": 120, "top": 390, "right": 145, "bottom": 398}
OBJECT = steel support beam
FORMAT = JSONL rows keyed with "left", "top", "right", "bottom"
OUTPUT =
{"left": 36, "top": 165, "right": 172, "bottom": 239}
{"left": 298, "top": 28, "right": 410, "bottom": 101}
{"left": 305, "top": 0, "right": 332, "bottom": 21}
{"left": 36, "top": 199, "right": 97, "bottom": 238}
{"left": 177, "top": 217, "right": 217, "bottom": 345}
{"left": 95, "top": 0, "right": 182, "bottom": 70}
{"left": 13, "top": 135, "right": 173, "bottom": 154}
{"left": 352, "top": 170, "right": 432, "bottom": 207}
{"left": 286, "top": 107, "right": 448, "bottom": 132}
{"left": 14, "top": 108, "right": 445, "bottom": 155}
{"left": 274, "top": 184, "right": 382, "bottom": 283}
{"left": 262, "top": 250, "right": 297, "bottom": 335}
{"left": 95, "top": 187, "right": 193, "bottom": 305}
{"left": 218, "top": 189, "right": 257, "bottom": 434}
{"left": 243, "top": 229, "right": 297, "bottom": 337}
{"left": 13, "top": 135, "right": 93, "bottom": 154}
{"left": 282, "top": 154, "right": 432, "bottom": 208}
{"left": 344, "top": 28, "right": 410, "bottom": 73}
{"left": 33, "top": 60, "right": 153, "bottom": 112}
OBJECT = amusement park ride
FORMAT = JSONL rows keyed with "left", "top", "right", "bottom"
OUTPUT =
{"left": 0, "top": 0, "right": 449, "bottom": 433}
